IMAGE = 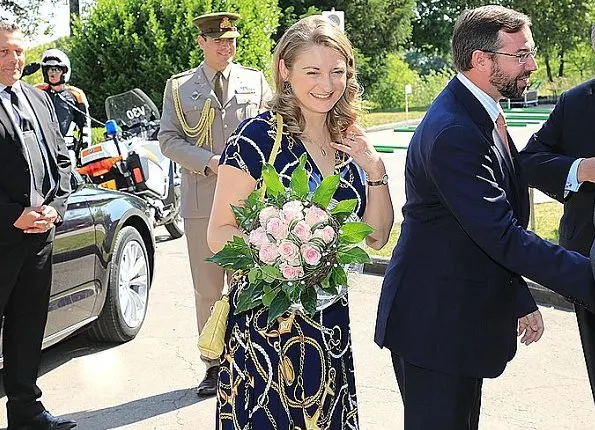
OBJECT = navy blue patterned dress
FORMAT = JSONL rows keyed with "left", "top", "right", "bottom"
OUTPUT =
{"left": 216, "top": 111, "right": 367, "bottom": 430}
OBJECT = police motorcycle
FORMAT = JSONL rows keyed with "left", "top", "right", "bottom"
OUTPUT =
{"left": 77, "top": 89, "right": 184, "bottom": 239}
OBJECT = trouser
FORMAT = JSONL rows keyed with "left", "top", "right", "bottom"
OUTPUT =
{"left": 1, "top": 234, "right": 53, "bottom": 423}
{"left": 184, "top": 217, "right": 226, "bottom": 369}
{"left": 392, "top": 353, "right": 483, "bottom": 430}
{"left": 575, "top": 304, "right": 595, "bottom": 403}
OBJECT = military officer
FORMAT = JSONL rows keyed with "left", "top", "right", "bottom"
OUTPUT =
{"left": 158, "top": 11, "right": 272, "bottom": 396}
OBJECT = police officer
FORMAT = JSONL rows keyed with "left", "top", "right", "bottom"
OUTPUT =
{"left": 35, "top": 49, "right": 91, "bottom": 166}
{"left": 158, "top": 11, "right": 272, "bottom": 396}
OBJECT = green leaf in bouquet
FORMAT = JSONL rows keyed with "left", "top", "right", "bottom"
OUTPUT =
{"left": 320, "top": 276, "right": 338, "bottom": 296}
{"left": 311, "top": 175, "right": 340, "bottom": 209}
{"left": 267, "top": 291, "right": 291, "bottom": 325}
{"left": 245, "top": 189, "right": 263, "bottom": 208}
{"left": 330, "top": 265, "right": 348, "bottom": 286}
{"left": 231, "top": 204, "right": 257, "bottom": 232}
{"left": 247, "top": 267, "right": 262, "bottom": 284}
{"left": 235, "top": 281, "right": 265, "bottom": 315}
{"left": 339, "top": 222, "right": 376, "bottom": 244}
{"left": 282, "top": 282, "right": 301, "bottom": 303}
{"left": 290, "top": 154, "right": 310, "bottom": 198}
{"left": 205, "top": 236, "right": 253, "bottom": 270}
{"left": 260, "top": 265, "right": 283, "bottom": 282}
{"left": 262, "top": 286, "right": 281, "bottom": 307}
{"left": 330, "top": 199, "right": 358, "bottom": 216}
{"left": 262, "top": 164, "right": 286, "bottom": 197}
{"left": 301, "top": 285, "right": 317, "bottom": 317}
{"left": 337, "top": 245, "right": 372, "bottom": 264}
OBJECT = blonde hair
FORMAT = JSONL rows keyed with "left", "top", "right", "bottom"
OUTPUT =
{"left": 268, "top": 15, "right": 361, "bottom": 142}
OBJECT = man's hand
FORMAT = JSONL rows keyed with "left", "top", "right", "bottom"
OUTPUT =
{"left": 577, "top": 157, "right": 595, "bottom": 183}
{"left": 206, "top": 155, "right": 220, "bottom": 175}
{"left": 518, "top": 309, "right": 544, "bottom": 346}
{"left": 13, "top": 205, "right": 58, "bottom": 234}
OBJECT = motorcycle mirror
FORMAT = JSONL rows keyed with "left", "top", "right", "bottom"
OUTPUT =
{"left": 21, "top": 62, "right": 41, "bottom": 78}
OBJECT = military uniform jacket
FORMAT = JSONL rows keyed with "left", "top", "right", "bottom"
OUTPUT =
{"left": 159, "top": 62, "right": 272, "bottom": 218}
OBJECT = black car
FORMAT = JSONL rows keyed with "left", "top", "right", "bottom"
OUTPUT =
{"left": 0, "top": 172, "right": 155, "bottom": 365}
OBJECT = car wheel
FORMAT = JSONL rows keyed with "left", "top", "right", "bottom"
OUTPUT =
{"left": 87, "top": 226, "right": 150, "bottom": 342}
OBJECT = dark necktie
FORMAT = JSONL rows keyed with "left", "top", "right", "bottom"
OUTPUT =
{"left": 213, "top": 71, "right": 224, "bottom": 103}
{"left": 5, "top": 86, "right": 50, "bottom": 195}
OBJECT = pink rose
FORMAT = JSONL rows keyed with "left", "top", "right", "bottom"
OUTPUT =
{"left": 314, "top": 225, "right": 336, "bottom": 244}
{"left": 249, "top": 227, "right": 270, "bottom": 249}
{"left": 259, "top": 243, "right": 280, "bottom": 264}
{"left": 259, "top": 206, "right": 280, "bottom": 227}
{"left": 301, "top": 244, "right": 322, "bottom": 266}
{"left": 304, "top": 206, "right": 328, "bottom": 226}
{"left": 282, "top": 201, "right": 305, "bottom": 223}
{"left": 278, "top": 240, "right": 300, "bottom": 262}
{"left": 280, "top": 262, "right": 304, "bottom": 280}
{"left": 292, "top": 220, "right": 312, "bottom": 242}
{"left": 266, "top": 217, "right": 289, "bottom": 241}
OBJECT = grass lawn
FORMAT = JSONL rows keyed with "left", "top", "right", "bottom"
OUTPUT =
{"left": 361, "top": 110, "right": 426, "bottom": 128}
{"left": 367, "top": 201, "right": 564, "bottom": 259}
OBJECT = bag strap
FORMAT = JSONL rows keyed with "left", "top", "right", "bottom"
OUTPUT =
{"left": 258, "top": 112, "right": 284, "bottom": 199}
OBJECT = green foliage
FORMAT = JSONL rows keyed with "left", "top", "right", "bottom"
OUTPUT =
{"left": 367, "top": 53, "right": 452, "bottom": 110}
{"left": 1, "top": 0, "right": 61, "bottom": 37}
{"left": 275, "top": 0, "right": 415, "bottom": 92}
{"left": 67, "top": 0, "right": 279, "bottom": 121}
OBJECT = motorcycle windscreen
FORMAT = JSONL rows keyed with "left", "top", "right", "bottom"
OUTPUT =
{"left": 104, "top": 89, "right": 161, "bottom": 129}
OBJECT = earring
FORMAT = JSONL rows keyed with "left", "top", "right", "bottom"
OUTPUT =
{"left": 282, "top": 81, "right": 292, "bottom": 93}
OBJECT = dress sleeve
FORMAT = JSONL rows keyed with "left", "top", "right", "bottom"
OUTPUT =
{"left": 220, "top": 114, "right": 276, "bottom": 181}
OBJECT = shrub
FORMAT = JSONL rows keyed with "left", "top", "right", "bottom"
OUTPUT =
{"left": 67, "top": 0, "right": 279, "bottom": 121}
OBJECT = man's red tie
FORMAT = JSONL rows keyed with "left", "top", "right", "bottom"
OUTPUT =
{"left": 495, "top": 113, "right": 511, "bottom": 157}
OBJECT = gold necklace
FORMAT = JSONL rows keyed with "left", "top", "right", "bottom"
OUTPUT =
{"left": 304, "top": 133, "right": 331, "bottom": 157}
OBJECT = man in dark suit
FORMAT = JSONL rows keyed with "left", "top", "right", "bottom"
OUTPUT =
{"left": 0, "top": 22, "right": 75, "bottom": 429}
{"left": 518, "top": 26, "right": 595, "bottom": 405}
{"left": 374, "top": 6, "right": 595, "bottom": 429}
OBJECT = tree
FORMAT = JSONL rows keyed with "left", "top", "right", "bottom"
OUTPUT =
{"left": 0, "top": 0, "right": 61, "bottom": 36}
{"left": 67, "top": 0, "right": 279, "bottom": 121}
{"left": 409, "top": 0, "right": 594, "bottom": 82}
{"left": 70, "top": 0, "right": 80, "bottom": 34}
{"left": 274, "top": 0, "right": 415, "bottom": 94}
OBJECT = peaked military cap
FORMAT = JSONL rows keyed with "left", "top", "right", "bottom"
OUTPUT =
{"left": 193, "top": 12, "right": 241, "bottom": 39}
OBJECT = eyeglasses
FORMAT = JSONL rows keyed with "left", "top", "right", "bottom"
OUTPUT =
{"left": 481, "top": 48, "right": 538, "bottom": 64}
{"left": 48, "top": 67, "right": 63, "bottom": 73}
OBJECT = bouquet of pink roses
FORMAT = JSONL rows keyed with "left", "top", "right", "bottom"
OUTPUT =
{"left": 207, "top": 154, "right": 374, "bottom": 325}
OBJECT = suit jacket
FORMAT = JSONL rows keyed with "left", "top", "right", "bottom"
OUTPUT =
{"left": 518, "top": 79, "right": 595, "bottom": 256}
{"left": 374, "top": 77, "right": 595, "bottom": 378}
{"left": 158, "top": 62, "right": 272, "bottom": 219}
{"left": 0, "top": 82, "right": 71, "bottom": 244}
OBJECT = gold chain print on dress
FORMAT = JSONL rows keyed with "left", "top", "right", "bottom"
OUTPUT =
{"left": 171, "top": 77, "right": 215, "bottom": 150}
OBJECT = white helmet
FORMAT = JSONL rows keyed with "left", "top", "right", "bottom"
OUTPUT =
{"left": 41, "top": 48, "right": 71, "bottom": 84}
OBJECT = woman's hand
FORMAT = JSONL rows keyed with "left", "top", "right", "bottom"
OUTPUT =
{"left": 331, "top": 123, "right": 385, "bottom": 180}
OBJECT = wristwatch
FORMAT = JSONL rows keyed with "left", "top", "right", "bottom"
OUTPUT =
{"left": 367, "top": 174, "right": 389, "bottom": 186}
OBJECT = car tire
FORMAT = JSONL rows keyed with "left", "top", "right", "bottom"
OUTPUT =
{"left": 87, "top": 226, "right": 150, "bottom": 342}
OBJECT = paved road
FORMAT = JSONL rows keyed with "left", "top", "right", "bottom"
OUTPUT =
{"left": 1, "top": 229, "right": 593, "bottom": 429}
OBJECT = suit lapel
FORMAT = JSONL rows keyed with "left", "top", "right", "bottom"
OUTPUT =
{"left": 0, "top": 94, "right": 26, "bottom": 156}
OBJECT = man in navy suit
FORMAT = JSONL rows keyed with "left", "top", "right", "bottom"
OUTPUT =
{"left": 374, "top": 6, "right": 595, "bottom": 429}
{"left": 0, "top": 22, "right": 75, "bottom": 429}
{"left": 518, "top": 26, "right": 595, "bottom": 405}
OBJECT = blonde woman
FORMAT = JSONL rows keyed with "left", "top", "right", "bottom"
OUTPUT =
{"left": 207, "top": 15, "right": 393, "bottom": 429}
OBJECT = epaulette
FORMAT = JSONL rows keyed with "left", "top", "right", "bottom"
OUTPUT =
{"left": 66, "top": 85, "right": 89, "bottom": 105}
{"left": 237, "top": 65, "right": 260, "bottom": 73}
{"left": 170, "top": 68, "right": 196, "bottom": 80}
{"left": 34, "top": 83, "right": 50, "bottom": 91}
